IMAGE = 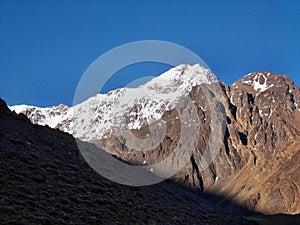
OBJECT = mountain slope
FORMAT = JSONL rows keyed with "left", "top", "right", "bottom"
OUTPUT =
{"left": 8, "top": 66, "right": 300, "bottom": 215}
{"left": 220, "top": 72, "right": 300, "bottom": 214}
{"left": 1, "top": 98, "right": 254, "bottom": 224}
{"left": 99, "top": 71, "right": 300, "bottom": 215}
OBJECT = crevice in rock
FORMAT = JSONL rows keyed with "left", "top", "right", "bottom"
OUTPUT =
{"left": 238, "top": 131, "right": 248, "bottom": 146}
{"left": 226, "top": 116, "right": 231, "bottom": 124}
{"left": 190, "top": 154, "right": 204, "bottom": 191}
{"left": 223, "top": 126, "right": 230, "bottom": 156}
{"left": 230, "top": 103, "right": 237, "bottom": 121}
{"left": 247, "top": 93, "right": 255, "bottom": 105}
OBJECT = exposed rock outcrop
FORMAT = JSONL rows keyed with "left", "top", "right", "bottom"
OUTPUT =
{"left": 102, "top": 72, "right": 300, "bottom": 215}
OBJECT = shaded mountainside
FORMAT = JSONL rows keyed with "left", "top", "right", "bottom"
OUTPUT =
{"left": 3, "top": 68, "right": 300, "bottom": 223}
{"left": 0, "top": 99, "right": 255, "bottom": 224}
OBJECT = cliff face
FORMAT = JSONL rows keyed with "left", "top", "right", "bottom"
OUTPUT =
{"left": 221, "top": 72, "right": 300, "bottom": 214}
{"left": 102, "top": 72, "right": 300, "bottom": 215}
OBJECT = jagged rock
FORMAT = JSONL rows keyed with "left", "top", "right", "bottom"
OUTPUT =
{"left": 6, "top": 67, "right": 300, "bottom": 216}
{"left": 102, "top": 72, "right": 300, "bottom": 215}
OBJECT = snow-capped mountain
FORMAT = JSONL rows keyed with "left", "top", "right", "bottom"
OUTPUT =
{"left": 6, "top": 65, "right": 300, "bottom": 215}
{"left": 10, "top": 64, "right": 218, "bottom": 141}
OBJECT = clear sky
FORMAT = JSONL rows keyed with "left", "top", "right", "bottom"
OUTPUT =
{"left": 1, "top": 0, "right": 299, "bottom": 107}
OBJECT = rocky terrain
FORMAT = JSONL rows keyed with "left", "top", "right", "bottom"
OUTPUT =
{"left": 0, "top": 98, "right": 257, "bottom": 224}
{"left": 102, "top": 71, "right": 300, "bottom": 215}
{"left": 5, "top": 65, "right": 300, "bottom": 223}
{"left": 217, "top": 72, "right": 300, "bottom": 214}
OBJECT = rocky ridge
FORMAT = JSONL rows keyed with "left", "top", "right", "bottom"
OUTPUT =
{"left": 10, "top": 64, "right": 217, "bottom": 141}
{"left": 101, "top": 71, "right": 300, "bottom": 215}
{"left": 8, "top": 66, "right": 300, "bottom": 215}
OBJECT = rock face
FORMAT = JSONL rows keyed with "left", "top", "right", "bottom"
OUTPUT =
{"left": 8, "top": 66, "right": 300, "bottom": 215}
{"left": 218, "top": 72, "right": 300, "bottom": 215}
{"left": 101, "top": 71, "right": 300, "bottom": 215}
{"left": 0, "top": 98, "right": 255, "bottom": 224}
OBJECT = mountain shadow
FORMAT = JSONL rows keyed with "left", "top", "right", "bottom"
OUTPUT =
{"left": 1, "top": 98, "right": 299, "bottom": 224}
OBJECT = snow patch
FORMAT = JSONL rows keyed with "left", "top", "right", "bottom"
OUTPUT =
{"left": 259, "top": 109, "right": 263, "bottom": 117}
{"left": 230, "top": 95, "right": 236, "bottom": 106}
{"left": 242, "top": 80, "right": 252, "bottom": 84}
{"left": 253, "top": 74, "right": 273, "bottom": 92}
{"left": 242, "top": 73, "right": 274, "bottom": 92}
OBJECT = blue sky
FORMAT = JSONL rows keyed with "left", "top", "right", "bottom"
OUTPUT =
{"left": 1, "top": 0, "right": 299, "bottom": 107}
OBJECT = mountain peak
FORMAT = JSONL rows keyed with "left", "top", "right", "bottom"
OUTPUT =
{"left": 232, "top": 71, "right": 296, "bottom": 94}
{"left": 9, "top": 66, "right": 300, "bottom": 142}
{"left": 10, "top": 64, "right": 217, "bottom": 141}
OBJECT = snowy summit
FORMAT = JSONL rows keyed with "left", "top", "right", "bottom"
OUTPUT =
{"left": 10, "top": 64, "right": 217, "bottom": 141}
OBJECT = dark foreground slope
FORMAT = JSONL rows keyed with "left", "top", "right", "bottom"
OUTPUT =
{"left": 0, "top": 98, "right": 255, "bottom": 224}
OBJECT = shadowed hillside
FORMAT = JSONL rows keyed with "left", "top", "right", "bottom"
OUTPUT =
{"left": 1, "top": 98, "right": 256, "bottom": 224}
